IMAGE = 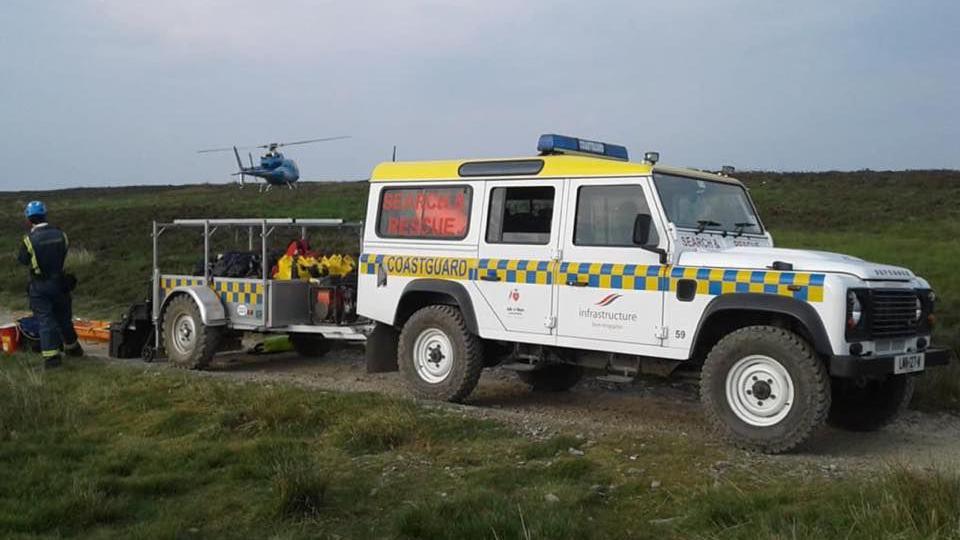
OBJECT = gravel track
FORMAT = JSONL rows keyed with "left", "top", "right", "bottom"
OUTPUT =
{"left": 88, "top": 340, "right": 960, "bottom": 472}
{"left": 3, "top": 301, "right": 957, "bottom": 473}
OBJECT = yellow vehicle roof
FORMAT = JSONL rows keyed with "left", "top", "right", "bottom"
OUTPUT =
{"left": 369, "top": 154, "right": 742, "bottom": 186}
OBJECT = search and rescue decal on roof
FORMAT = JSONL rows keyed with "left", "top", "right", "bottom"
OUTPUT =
{"left": 359, "top": 254, "right": 825, "bottom": 302}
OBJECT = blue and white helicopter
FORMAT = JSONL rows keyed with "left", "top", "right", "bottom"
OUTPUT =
{"left": 198, "top": 136, "right": 349, "bottom": 191}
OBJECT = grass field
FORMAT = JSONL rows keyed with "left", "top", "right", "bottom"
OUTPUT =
{"left": 1, "top": 173, "right": 960, "bottom": 537}
{"left": 2, "top": 355, "right": 960, "bottom": 539}
{"left": 2, "top": 170, "right": 958, "bottom": 407}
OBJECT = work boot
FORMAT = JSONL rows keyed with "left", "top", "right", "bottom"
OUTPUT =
{"left": 44, "top": 355, "right": 63, "bottom": 369}
{"left": 64, "top": 341, "right": 85, "bottom": 358}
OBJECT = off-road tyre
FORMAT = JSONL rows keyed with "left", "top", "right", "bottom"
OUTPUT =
{"left": 828, "top": 375, "right": 914, "bottom": 432}
{"left": 398, "top": 305, "right": 483, "bottom": 403}
{"left": 161, "top": 295, "right": 221, "bottom": 370}
{"left": 517, "top": 364, "right": 583, "bottom": 392}
{"left": 289, "top": 333, "right": 331, "bottom": 359}
{"left": 701, "top": 326, "right": 830, "bottom": 454}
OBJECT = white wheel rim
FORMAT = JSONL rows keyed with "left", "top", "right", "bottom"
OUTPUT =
{"left": 725, "top": 354, "right": 795, "bottom": 427}
{"left": 413, "top": 328, "right": 454, "bottom": 384}
{"left": 172, "top": 313, "right": 197, "bottom": 355}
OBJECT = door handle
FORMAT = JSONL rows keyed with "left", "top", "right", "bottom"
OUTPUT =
{"left": 566, "top": 280, "right": 589, "bottom": 287}
{"left": 480, "top": 274, "right": 501, "bottom": 282}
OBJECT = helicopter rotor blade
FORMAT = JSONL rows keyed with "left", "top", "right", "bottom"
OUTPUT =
{"left": 258, "top": 135, "right": 351, "bottom": 149}
{"left": 198, "top": 143, "right": 265, "bottom": 153}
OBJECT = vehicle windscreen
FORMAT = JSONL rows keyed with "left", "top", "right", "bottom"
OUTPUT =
{"left": 653, "top": 173, "right": 762, "bottom": 234}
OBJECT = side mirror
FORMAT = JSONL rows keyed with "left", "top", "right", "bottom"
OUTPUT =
{"left": 633, "top": 214, "right": 654, "bottom": 246}
{"left": 633, "top": 213, "right": 668, "bottom": 264}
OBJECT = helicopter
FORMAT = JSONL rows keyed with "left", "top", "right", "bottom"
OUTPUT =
{"left": 198, "top": 136, "right": 350, "bottom": 191}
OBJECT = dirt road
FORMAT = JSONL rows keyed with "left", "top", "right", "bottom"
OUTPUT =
{"left": 84, "top": 340, "right": 960, "bottom": 472}
{"left": 1, "top": 299, "right": 954, "bottom": 472}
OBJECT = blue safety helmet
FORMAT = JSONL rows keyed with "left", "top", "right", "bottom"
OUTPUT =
{"left": 25, "top": 200, "right": 47, "bottom": 219}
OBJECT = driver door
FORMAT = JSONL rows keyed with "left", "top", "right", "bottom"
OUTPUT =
{"left": 556, "top": 178, "right": 666, "bottom": 348}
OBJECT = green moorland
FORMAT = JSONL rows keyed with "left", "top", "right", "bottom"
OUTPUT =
{"left": 0, "top": 172, "right": 959, "bottom": 537}
{"left": 1, "top": 170, "right": 958, "bottom": 406}
{"left": 2, "top": 355, "right": 960, "bottom": 539}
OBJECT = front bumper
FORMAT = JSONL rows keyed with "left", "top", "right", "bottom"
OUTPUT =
{"left": 829, "top": 347, "right": 951, "bottom": 378}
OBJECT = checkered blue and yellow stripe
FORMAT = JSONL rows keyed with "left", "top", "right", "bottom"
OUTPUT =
{"left": 213, "top": 280, "right": 264, "bottom": 306}
{"left": 160, "top": 276, "right": 204, "bottom": 289}
{"left": 560, "top": 262, "right": 663, "bottom": 291}
{"left": 477, "top": 258, "right": 554, "bottom": 285}
{"left": 666, "top": 267, "right": 825, "bottom": 302}
{"left": 160, "top": 275, "right": 264, "bottom": 306}
{"left": 361, "top": 253, "right": 827, "bottom": 303}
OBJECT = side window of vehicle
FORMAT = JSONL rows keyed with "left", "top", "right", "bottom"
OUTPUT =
{"left": 377, "top": 185, "right": 472, "bottom": 239}
{"left": 486, "top": 186, "right": 555, "bottom": 245}
{"left": 574, "top": 184, "right": 658, "bottom": 247}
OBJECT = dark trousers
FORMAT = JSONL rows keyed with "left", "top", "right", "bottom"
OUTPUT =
{"left": 28, "top": 279, "right": 78, "bottom": 358}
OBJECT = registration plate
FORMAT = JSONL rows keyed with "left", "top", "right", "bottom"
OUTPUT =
{"left": 894, "top": 352, "right": 925, "bottom": 374}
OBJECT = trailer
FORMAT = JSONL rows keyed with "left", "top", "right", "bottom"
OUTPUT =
{"left": 151, "top": 218, "right": 371, "bottom": 368}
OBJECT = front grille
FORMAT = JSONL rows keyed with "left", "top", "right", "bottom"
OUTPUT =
{"left": 869, "top": 289, "right": 919, "bottom": 339}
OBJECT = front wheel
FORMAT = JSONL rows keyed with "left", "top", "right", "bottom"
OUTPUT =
{"left": 161, "top": 295, "right": 221, "bottom": 369}
{"left": 701, "top": 326, "right": 830, "bottom": 454}
{"left": 398, "top": 305, "right": 482, "bottom": 403}
{"left": 828, "top": 375, "right": 914, "bottom": 431}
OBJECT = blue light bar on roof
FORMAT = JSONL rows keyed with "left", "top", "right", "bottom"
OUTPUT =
{"left": 537, "top": 134, "right": 629, "bottom": 161}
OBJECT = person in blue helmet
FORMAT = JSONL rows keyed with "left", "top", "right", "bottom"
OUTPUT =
{"left": 16, "top": 201, "right": 83, "bottom": 368}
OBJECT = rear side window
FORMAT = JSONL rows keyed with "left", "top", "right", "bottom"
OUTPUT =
{"left": 486, "top": 186, "right": 555, "bottom": 244}
{"left": 377, "top": 185, "right": 471, "bottom": 239}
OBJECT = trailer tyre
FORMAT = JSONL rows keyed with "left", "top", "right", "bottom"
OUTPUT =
{"left": 828, "top": 375, "right": 914, "bottom": 432}
{"left": 290, "top": 334, "right": 331, "bottom": 359}
{"left": 161, "top": 295, "right": 221, "bottom": 370}
{"left": 701, "top": 326, "right": 830, "bottom": 454}
{"left": 517, "top": 364, "right": 583, "bottom": 392}
{"left": 398, "top": 305, "right": 482, "bottom": 403}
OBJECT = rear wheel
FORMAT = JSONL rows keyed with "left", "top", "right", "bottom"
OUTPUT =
{"left": 828, "top": 375, "right": 914, "bottom": 431}
{"left": 398, "top": 305, "right": 482, "bottom": 403}
{"left": 517, "top": 364, "right": 583, "bottom": 392}
{"left": 701, "top": 326, "right": 830, "bottom": 454}
{"left": 289, "top": 333, "right": 331, "bottom": 358}
{"left": 161, "top": 295, "right": 221, "bottom": 369}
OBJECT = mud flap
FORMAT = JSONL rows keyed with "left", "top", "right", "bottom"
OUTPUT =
{"left": 366, "top": 323, "right": 399, "bottom": 373}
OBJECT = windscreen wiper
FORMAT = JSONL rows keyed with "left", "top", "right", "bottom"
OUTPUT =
{"left": 734, "top": 221, "right": 756, "bottom": 237}
{"left": 696, "top": 220, "right": 721, "bottom": 234}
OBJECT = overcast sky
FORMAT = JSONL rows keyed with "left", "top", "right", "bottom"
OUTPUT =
{"left": 1, "top": 1, "right": 957, "bottom": 190}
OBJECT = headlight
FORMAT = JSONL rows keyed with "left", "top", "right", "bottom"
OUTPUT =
{"left": 846, "top": 291, "right": 863, "bottom": 329}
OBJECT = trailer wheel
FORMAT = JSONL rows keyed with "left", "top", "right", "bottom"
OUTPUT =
{"left": 701, "top": 326, "right": 830, "bottom": 454}
{"left": 398, "top": 305, "right": 482, "bottom": 403}
{"left": 828, "top": 375, "right": 914, "bottom": 432}
{"left": 161, "top": 295, "right": 221, "bottom": 369}
{"left": 289, "top": 333, "right": 331, "bottom": 359}
{"left": 517, "top": 364, "right": 583, "bottom": 392}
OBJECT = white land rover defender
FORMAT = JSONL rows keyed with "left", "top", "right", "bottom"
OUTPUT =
{"left": 358, "top": 134, "right": 948, "bottom": 453}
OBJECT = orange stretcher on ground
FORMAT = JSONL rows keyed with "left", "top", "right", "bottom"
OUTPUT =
{"left": 73, "top": 320, "right": 111, "bottom": 342}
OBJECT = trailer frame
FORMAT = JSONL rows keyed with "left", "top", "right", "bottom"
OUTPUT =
{"left": 151, "top": 218, "right": 370, "bottom": 357}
